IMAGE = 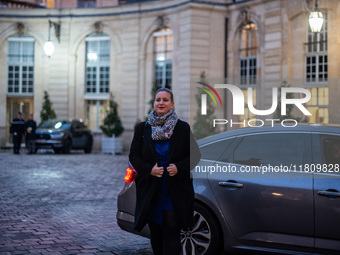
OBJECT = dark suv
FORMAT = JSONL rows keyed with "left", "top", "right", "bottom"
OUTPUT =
{"left": 35, "top": 119, "right": 93, "bottom": 154}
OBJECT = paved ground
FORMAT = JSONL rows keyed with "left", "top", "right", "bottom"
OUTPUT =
{"left": 0, "top": 149, "right": 152, "bottom": 255}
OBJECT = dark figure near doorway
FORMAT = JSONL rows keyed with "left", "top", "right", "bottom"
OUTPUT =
{"left": 25, "top": 114, "right": 37, "bottom": 154}
{"left": 10, "top": 112, "right": 25, "bottom": 154}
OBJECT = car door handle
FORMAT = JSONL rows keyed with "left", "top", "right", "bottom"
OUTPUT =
{"left": 317, "top": 190, "right": 340, "bottom": 197}
{"left": 218, "top": 181, "right": 244, "bottom": 188}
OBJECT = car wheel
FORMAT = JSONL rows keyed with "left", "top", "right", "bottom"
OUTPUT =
{"left": 63, "top": 139, "right": 72, "bottom": 154}
{"left": 181, "top": 203, "right": 221, "bottom": 255}
{"left": 84, "top": 139, "right": 92, "bottom": 154}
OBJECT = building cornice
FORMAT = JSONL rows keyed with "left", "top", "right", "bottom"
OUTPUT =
{"left": 0, "top": 0, "right": 254, "bottom": 19}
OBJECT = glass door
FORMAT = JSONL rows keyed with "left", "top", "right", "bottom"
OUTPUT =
{"left": 6, "top": 98, "right": 33, "bottom": 144}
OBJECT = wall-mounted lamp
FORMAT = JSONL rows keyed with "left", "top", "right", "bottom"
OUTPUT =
{"left": 43, "top": 20, "right": 60, "bottom": 57}
{"left": 308, "top": 0, "right": 324, "bottom": 33}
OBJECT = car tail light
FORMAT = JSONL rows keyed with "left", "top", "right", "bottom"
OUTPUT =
{"left": 124, "top": 167, "right": 137, "bottom": 183}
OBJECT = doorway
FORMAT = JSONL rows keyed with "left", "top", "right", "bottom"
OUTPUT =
{"left": 6, "top": 98, "right": 33, "bottom": 144}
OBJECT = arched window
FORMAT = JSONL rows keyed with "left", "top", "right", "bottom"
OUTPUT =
{"left": 305, "top": 11, "right": 328, "bottom": 124}
{"left": 85, "top": 34, "right": 110, "bottom": 95}
{"left": 239, "top": 23, "right": 257, "bottom": 86}
{"left": 153, "top": 28, "right": 173, "bottom": 89}
{"left": 239, "top": 23, "right": 258, "bottom": 122}
{"left": 85, "top": 33, "right": 110, "bottom": 130}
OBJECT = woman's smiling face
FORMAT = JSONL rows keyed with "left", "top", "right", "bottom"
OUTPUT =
{"left": 154, "top": 91, "right": 174, "bottom": 117}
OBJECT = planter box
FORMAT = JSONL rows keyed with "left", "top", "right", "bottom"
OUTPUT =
{"left": 101, "top": 135, "right": 123, "bottom": 154}
{"left": 114, "top": 136, "right": 123, "bottom": 154}
{"left": 102, "top": 135, "right": 115, "bottom": 154}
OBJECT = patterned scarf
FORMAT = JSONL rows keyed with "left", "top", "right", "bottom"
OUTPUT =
{"left": 147, "top": 109, "right": 178, "bottom": 141}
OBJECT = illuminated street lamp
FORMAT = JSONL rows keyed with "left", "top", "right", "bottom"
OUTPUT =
{"left": 43, "top": 40, "right": 55, "bottom": 57}
{"left": 44, "top": 20, "right": 60, "bottom": 57}
{"left": 308, "top": 0, "right": 324, "bottom": 33}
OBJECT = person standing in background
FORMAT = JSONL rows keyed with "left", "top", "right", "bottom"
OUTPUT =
{"left": 10, "top": 112, "right": 25, "bottom": 154}
{"left": 25, "top": 114, "right": 37, "bottom": 154}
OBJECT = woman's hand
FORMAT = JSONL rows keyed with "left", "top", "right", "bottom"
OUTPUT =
{"left": 150, "top": 163, "right": 164, "bottom": 178}
{"left": 167, "top": 163, "right": 178, "bottom": 177}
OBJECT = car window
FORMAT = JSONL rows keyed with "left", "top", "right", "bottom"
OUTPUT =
{"left": 38, "top": 121, "right": 70, "bottom": 130}
{"left": 61, "top": 123, "right": 71, "bottom": 129}
{"left": 200, "top": 138, "right": 235, "bottom": 161}
{"left": 321, "top": 135, "right": 340, "bottom": 165}
{"left": 231, "top": 133, "right": 310, "bottom": 167}
{"left": 38, "top": 120, "right": 55, "bottom": 129}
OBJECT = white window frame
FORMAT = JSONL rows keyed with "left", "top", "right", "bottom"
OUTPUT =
{"left": 239, "top": 23, "right": 257, "bottom": 87}
{"left": 85, "top": 35, "right": 110, "bottom": 131}
{"left": 305, "top": 11, "right": 328, "bottom": 86}
{"left": 84, "top": 35, "right": 110, "bottom": 100}
{"left": 153, "top": 28, "right": 173, "bottom": 89}
{"left": 304, "top": 11, "right": 328, "bottom": 123}
{"left": 7, "top": 37, "right": 35, "bottom": 97}
{"left": 238, "top": 23, "right": 258, "bottom": 124}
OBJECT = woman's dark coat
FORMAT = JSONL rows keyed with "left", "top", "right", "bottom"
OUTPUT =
{"left": 129, "top": 119, "right": 201, "bottom": 232}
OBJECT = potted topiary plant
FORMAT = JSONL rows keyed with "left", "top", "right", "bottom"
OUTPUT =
{"left": 100, "top": 94, "right": 124, "bottom": 154}
{"left": 40, "top": 91, "right": 57, "bottom": 123}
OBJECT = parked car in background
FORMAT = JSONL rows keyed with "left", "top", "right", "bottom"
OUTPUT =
{"left": 117, "top": 125, "right": 340, "bottom": 255}
{"left": 35, "top": 119, "right": 93, "bottom": 154}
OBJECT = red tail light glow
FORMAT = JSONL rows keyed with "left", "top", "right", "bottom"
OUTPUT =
{"left": 124, "top": 167, "right": 137, "bottom": 183}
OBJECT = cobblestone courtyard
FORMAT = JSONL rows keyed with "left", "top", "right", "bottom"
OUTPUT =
{"left": 0, "top": 150, "right": 152, "bottom": 255}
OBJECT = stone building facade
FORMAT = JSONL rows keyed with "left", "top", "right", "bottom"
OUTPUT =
{"left": 0, "top": 0, "right": 339, "bottom": 150}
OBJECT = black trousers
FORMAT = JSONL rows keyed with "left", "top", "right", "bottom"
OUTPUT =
{"left": 26, "top": 139, "right": 36, "bottom": 154}
{"left": 12, "top": 134, "right": 22, "bottom": 154}
{"left": 148, "top": 210, "right": 182, "bottom": 255}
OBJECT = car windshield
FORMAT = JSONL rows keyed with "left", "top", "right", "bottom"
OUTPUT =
{"left": 38, "top": 121, "right": 71, "bottom": 130}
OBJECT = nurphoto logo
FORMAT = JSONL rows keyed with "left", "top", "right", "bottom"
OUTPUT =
{"left": 196, "top": 82, "right": 312, "bottom": 128}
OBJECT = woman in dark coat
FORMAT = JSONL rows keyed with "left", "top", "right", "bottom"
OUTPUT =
{"left": 129, "top": 88, "right": 200, "bottom": 255}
